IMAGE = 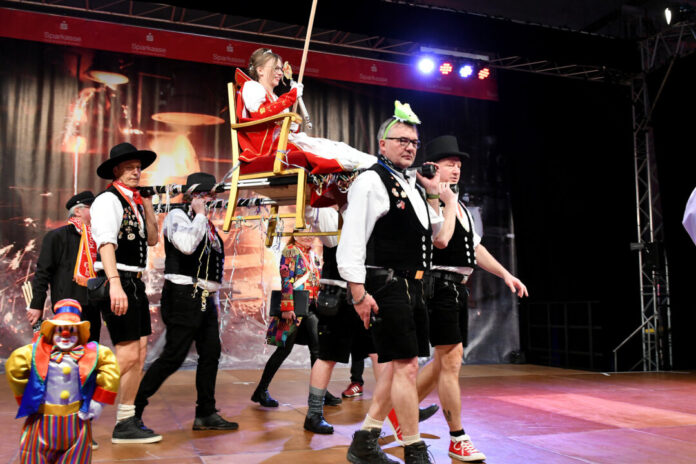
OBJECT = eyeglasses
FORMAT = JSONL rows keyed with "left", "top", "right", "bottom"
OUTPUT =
{"left": 385, "top": 137, "right": 421, "bottom": 149}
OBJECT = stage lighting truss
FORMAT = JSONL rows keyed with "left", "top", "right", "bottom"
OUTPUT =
{"left": 11, "top": 0, "right": 695, "bottom": 85}
{"left": 419, "top": 57, "right": 491, "bottom": 79}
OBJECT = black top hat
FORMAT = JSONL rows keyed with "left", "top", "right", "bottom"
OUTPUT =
{"left": 65, "top": 190, "right": 95, "bottom": 211}
{"left": 96, "top": 142, "right": 157, "bottom": 179}
{"left": 184, "top": 172, "right": 217, "bottom": 195}
{"left": 423, "top": 135, "right": 470, "bottom": 163}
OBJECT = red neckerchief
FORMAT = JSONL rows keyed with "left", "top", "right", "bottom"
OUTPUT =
{"left": 68, "top": 217, "right": 96, "bottom": 286}
{"left": 50, "top": 344, "right": 85, "bottom": 363}
{"left": 207, "top": 219, "right": 221, "bottom": 250}
{"left": 110, "top": 180, "right": 144, "bottom": 228}
{"left": 112, "top": 180, "right": 143, "bottom": 205}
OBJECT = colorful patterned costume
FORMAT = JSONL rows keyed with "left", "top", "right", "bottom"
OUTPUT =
{"left": 5, "top": 299, "right": 119, "bottom": 464}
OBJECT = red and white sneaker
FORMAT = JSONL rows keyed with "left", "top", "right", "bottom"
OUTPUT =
{"left": 386, "top": 409, "right": 404, "bottom": 445}
{"left": 449, "top": 434, "right": 486, "bottom": 462}
{"left": 341, "top": 382, "right": 364, "bottom": 398}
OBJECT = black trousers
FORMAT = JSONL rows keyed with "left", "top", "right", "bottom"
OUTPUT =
{"left": 256, "top": 311, "right": 320, "bottom": 391}
{"left": 135, "top": 281, "right": 221, "bottom": 418}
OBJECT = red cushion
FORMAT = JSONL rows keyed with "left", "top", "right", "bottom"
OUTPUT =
{"left": 239, "top": 152, "right": 311, "bottom": 175}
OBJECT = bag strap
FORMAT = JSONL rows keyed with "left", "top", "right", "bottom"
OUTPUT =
{"left": 293, "top": 271, "right": 310, "bottom": 289}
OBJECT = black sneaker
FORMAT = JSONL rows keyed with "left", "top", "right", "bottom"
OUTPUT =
{"left": 418, "top": 404, "right": 439, "bottom": 422}
{"left": 404, "top": 441, "right": 434, "bottom": 464}
{"left": 193, "top": 412, "right": 239, "bottom": 431}
{"left": 347, "top": 429, "right": 398, "bottom": 464}
{"left": 111, "top": 416, "right": 162, "bottom": 444}
{"left": 324, "top": 390, "right": 343, "bottom": 406}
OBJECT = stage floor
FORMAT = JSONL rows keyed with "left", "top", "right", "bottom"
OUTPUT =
{"left": 2, "top": 364, "right": 696, "bottom": 463}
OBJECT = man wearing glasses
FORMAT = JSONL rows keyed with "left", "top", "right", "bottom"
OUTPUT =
{"left": 337, "top": 102, "right": 446, "bottom": 464}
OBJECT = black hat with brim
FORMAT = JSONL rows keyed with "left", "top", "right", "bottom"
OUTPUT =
{"left": 65, "top": 190, "right": 95, "bottom": 211}
{"left": 96, "top": 142, "right": 157, "bottom": 179}
{"left": 424, "top": 135, "right": 470, "bottom": 163}
{"left": 184, "top": 172, "right": 217, "bottom": 194}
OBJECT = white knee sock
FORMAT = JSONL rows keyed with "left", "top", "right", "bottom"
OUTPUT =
{"left": 361, "top": 414, "right": 384, "bottom": 431}
{"left": 116, "top": 404, "right": 135, "bottom": 423}
{"left": 402, "top": 434, "right": 421, "bottom": 446}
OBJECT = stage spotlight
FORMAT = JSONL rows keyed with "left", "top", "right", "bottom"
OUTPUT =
{"left": 439, "top": 62, "right": 453, "bottom": 75}
{"left": 417, "top": 57, "right": 435, "bottom": 74}
{"left": 459, "top": 64, "right": 474, "bottom": 78}
{"left": 478, "top": 67, "right": 491, "bottom": 80}
{"left": 665, "top": 3, "right": 695, "bottom": 25}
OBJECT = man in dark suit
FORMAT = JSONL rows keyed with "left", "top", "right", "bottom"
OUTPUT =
{"left": 27, "top": 191, "right": 101, "bottom": 342}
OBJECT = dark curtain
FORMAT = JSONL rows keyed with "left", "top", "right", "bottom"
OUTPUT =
{"left": 0, "top": 37, "right": 518, "bottom": 366}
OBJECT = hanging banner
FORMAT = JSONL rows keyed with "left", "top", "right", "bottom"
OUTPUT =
{"left": 0, "top": 7, "right": 498, "bottom": 101}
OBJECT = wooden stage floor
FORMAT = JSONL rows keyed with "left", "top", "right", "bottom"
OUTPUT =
{"left": 2, "top": 364, "right": 696, "bottom": 463}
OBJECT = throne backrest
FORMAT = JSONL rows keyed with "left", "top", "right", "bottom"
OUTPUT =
{"left": 232, "top": 68, "right": 278, "bottom": 158}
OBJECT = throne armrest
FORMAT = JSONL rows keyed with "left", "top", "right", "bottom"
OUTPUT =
{"left": 230, "top": 112, "right": 302, "bottom": 130}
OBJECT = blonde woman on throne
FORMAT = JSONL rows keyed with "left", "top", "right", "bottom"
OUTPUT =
{"left": 236, "top": 47, "right": 376, "bottom": 174}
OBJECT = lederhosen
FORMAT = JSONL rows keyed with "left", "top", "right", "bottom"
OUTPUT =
{"left": 429, "top": 201, "right": 477, "bottom": 346}
{"left": 317, "top": 245, "right": 374, "bottom": 363}
{"left": 96, "top": 185, "right": 151, "bottom": 344}
{"left": 364, "top": 163, "right": 432, "bottom": 363}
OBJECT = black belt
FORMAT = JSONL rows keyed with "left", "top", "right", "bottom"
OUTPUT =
{"left": 366, "top": 268, "right": 426, "bottom": 281}
{"left": 429, "top": 270, "right": 468, "bottom": 284}
{"left": 117, "top": 270, "right": 143, "bottom": 279}
{"left": 97, "top": 270, "right": 143, "bottom": 279}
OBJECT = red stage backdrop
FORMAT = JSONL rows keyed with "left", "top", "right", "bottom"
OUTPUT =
{"left": 0, "top": 7, "right": 498, "bottom": 101}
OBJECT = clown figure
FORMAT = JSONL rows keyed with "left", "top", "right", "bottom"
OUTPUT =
{"left": 5, "top": 299, "right": 120, "bottom": 464}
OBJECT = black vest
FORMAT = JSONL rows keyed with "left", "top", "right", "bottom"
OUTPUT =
{"left": 97, "top": 185, "right": 148, "bottom": 268}
{"left": 321, "top": 245, "right": 341, "bottom": 280}
{"left": 365, "top": 163, "right": 432, "bottom": 271}
{"left": 163, "top": 214, "right": 225, "bottom": 283}
{"left": 433, "top": 202, "right": 477, "bottom": 268}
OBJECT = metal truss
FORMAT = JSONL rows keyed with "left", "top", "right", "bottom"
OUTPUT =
{"left": 487, "top": 56, "right": 609, "bottom": 81}
{"left": 4, "top": 0, "right": 422, "bottom": 56}
{"left": 6, "top": 0, "right": 625, "bottom": 81}
{"left": 616, "top": 21, "right": 696, "bottom": 371}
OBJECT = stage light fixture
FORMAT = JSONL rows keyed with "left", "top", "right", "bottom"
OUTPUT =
{"left": 478, "top": 67, "right": 491, "bottom": 80}
{"left": 439, "top": 62, "right": 453, "bottom": 75}
{"left": 417, "top": 57, "right": 435, "bottom": 74}
{"left": 459, "top": 64, "right": 474, "bottom": 78}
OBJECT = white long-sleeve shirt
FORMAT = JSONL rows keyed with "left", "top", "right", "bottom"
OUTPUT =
{"left": 90, "top": 188, "right": 145, "bottom": 272}
{"left": 337, "top": 168, "right": 443, "bottom": 284}
{"left": 162, "top": 209, "right": 221, "bottom": 292}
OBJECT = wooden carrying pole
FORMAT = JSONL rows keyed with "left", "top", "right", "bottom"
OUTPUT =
{"left": 293, "top": 0, "right": 318, "bottom": 113}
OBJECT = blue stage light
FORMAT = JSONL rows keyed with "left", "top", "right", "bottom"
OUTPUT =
{"left": 459, "top": 65, "right": 474, "bottom": 78}
{"left": 417, "top": 57, "right": 435, "bottom": 74}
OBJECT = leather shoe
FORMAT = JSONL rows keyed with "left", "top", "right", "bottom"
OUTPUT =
{"left": 324, "top": 390, "right": 342, "bottom": 406}
{"left": 304, "top": 414, "right": 334, "bottom": 434}
{"left": 419, "top": 404, "right": 439, "bottom": 422}
{"left": 193, "top": 412, "right": 239, "bottom": 431}
{"left": 251, "top": 389, "right": 279, "bottom": 407}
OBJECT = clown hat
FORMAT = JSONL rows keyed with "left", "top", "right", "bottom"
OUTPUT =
{"left": 40, "top": 299, "right": 91, "bottom": 345}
